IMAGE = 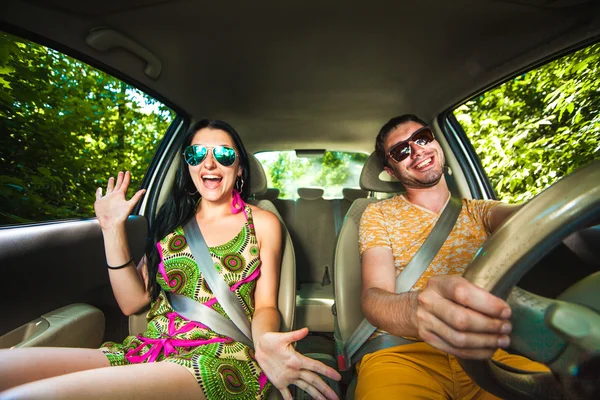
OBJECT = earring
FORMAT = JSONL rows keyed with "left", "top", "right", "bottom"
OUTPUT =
{"left": 235, "top": 176, "right": 244, "bottom": 193}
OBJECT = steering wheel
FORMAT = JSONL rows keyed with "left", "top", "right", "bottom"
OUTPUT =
{"left": 458, "top": 160, "right": 600, "bottom": 400}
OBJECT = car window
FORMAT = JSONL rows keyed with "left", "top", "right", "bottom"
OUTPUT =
{"left": 255, "top": 151, "right": 368, "bottom": 199}
{"left": 453, "top": 42, "right": 599, "bottom": 203}
{"left": 0, "top": 31, "right": 176, "bottom": 225}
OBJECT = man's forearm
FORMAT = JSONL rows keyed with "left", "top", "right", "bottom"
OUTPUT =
{"left": 362, "top": 287, "right": 420, "bottom": 338}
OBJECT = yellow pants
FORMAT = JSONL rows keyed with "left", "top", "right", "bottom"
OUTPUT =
{"left": 355, "top": 342, "right": 549, "bottom": 400}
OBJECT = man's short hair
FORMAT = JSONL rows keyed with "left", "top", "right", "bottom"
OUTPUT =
{"left": 375, "top": 114, "right": 427, "bottom": 166}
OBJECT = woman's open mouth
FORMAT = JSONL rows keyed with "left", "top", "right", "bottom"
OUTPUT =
{"left": 202, "top": 174, "right": 223, "bottom": 189}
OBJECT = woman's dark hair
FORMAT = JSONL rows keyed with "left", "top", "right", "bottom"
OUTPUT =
{"left": 375, "top": 114, "right": 427, "bottom": 166}
{"left": 145, "top": 119, "right": 251, "bottom": 300}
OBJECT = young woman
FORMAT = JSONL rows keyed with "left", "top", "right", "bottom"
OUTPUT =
{"left": 0, "top": 120, "right": 341, "bottom": 400}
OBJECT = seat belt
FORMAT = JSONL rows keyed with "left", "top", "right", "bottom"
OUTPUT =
{"left": 181, "top": 217, "right": 254, "bottom": 342}
{"left": 326, "top": 199, "right": 343, "bottom": 287}
{"left": 341, "top": 196, "right": 462, "bottom": 370}
{"left": 333, "top": 199, "right": 342, "bottom": 236}
{"left": 166, "top": 291, "right": 254, "bottom": 348}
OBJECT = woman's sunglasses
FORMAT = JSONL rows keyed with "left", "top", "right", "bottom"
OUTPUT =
{"left": 387, "top": 126, "right": 435, "bottom": 163}
{"left": 183, "top": 145, "right": 237, "bottom": 167}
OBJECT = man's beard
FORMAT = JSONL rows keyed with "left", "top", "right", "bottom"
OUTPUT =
{"left": 401, "top": 166, "right": 444, "bottom": 189}
{"left": 417, "top": 167, "right": 444, "bottom": 187}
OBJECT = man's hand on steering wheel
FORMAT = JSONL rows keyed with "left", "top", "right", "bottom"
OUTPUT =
{"left": 416, "top": 275, "right": 512, "bottom": 359}
{"left": 456, "top": 160, "right": 600, "bottom": 399}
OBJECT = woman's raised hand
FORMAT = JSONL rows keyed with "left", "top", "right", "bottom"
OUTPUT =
{"left": 255, "top": 327, "right": 341, "bottom": 400}
{"left": 94, "top": 171, "right": 146, "bottom": 231}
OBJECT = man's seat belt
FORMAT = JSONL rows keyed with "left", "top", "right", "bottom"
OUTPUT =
{"left": 341, "top": 196, "right": 462, "bottom": 370}
{"left": 163, "top": 217, "right": 255, "bottom": 349}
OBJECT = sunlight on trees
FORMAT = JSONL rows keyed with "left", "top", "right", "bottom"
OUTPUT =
{"left": 0, "top": 32, "right": 175, "bottom": 224}
{"left": 256, "top": 151, "right": 367, "bottom": 199}
{"left": 2, "top": 30, "right": 598, "bottom": 223}
{"left": 455, "top": 42, "right": 599, "bottom": 203}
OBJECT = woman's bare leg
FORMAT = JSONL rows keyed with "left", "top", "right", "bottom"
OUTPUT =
{"left": 0, "top": 361, "right": 206, "bottom": 400}
{"left": 0, "top": 348, "right": 109, "bottom": 391}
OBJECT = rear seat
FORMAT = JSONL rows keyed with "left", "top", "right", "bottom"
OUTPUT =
{"left": 258, "top": 188, "right": 280, "bottom": 201}
{"left": 256, "top": 186, "right": 369, "bottom": 332}
{"left": 294, "top": 188, "right": 336, "bottom": 285}
{"left": 292, "top": 188, "right": 337, "bottom": 332}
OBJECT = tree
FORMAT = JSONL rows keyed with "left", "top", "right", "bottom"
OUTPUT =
{"left": 258, "top": 151, "right": 368, "bottom": 199}
{"left": 455, "top": 43, "right": 600, "bottom": 203}
{"left": 0, "top": 32, "right": 175, "bottom": 224}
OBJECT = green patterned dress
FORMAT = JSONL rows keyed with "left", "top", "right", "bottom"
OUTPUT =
{"left": 100, "top": 205, "right": 271, "bottom": 399}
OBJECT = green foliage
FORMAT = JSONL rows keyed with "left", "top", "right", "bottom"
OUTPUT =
{"left": 455, "top": 42, "right": 600, "bottom": 203}
{"left": 262, "top": 152, "right": 307, "bottom": 198}
{"left": 258, "top": 151, "right": 368, "bottom": 199}
{"left": 0, "top": 32, "right": 175, "bottom": 224}
{"left": 316, "top": 152, "right": 368, "bottom": 190}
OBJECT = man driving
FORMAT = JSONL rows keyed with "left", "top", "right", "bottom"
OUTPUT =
{"left": 356, "top": 114, "right": 548, "bottom": 399}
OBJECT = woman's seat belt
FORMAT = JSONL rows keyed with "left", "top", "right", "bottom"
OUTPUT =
{"left": 163, "top": 217, "right": 255, "bottom": 348}
{"left": 341, "top": 196, "right": 463, "bottom": 370}
{"left": 167, "top": 291, "right": 254, "bottom": 348}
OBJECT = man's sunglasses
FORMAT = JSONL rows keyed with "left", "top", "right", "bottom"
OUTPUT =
{"left": 183, "top": 145, "right": 237, "bottom": 167}
{"left": 387, "top": 126, "right": 435, "bottom": 163}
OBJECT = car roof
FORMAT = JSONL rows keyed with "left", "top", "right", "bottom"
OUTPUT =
{"left": 2, "top": 0, "right": 599, "bottom": 153}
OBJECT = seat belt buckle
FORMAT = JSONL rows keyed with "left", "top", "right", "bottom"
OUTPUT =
{"left": 337, "top": 355, "right": 346, "bottom": 371}
{"left": 338, "top": 354, "right": 350, "bottom": 371}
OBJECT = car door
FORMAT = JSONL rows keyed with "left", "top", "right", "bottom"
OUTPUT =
{"left": 0, "top": 28, "right": 187, "bottom": 348}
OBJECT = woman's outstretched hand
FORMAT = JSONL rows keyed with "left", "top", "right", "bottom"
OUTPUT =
{"left": 255, "top": 327, "right": 341, "bottom": 400}
{"left": 94, "top": 171, "right": 146, "bottom": 231}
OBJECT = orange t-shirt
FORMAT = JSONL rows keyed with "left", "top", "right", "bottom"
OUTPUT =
{"left": 359, "top": 195, "right": 501, "bottom": 292}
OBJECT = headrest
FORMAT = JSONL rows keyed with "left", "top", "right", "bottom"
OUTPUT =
{"left": 249, "top": 154, "right": 268, "bottom": 196}
{"left": 359, "top": 152, "right": 405, "bottom": 193}
{"left": 257, "top": 188, "right": 280, "bottom": 201}
{"left": 342, "top": 188, "right": 369, "bottom": 201}
{"left": 297, "top": 188, "right": 324, "bottom": 200}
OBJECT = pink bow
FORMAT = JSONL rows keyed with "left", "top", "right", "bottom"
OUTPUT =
{"left": 125, "top": 312, "right": 231, "bottom": 363}
{"left": 231, "top": 189, "right": 248, "bottom": 219}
